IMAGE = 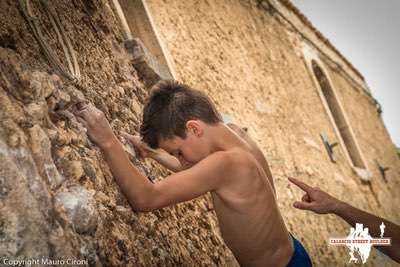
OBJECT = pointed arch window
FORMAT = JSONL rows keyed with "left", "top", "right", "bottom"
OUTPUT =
{"left": 311, "top": 60, "right": 366, "bottom": 169}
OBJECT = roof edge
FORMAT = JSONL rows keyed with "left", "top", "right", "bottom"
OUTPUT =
{"left": 276, "top": 0, "right": 366, "bottom": 82}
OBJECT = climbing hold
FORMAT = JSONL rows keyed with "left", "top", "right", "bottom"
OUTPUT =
{"left": 29, "top": 125, "right": 64, "bottom": 189}
{"left": 55, "top": 186, "right": 98, "bottom": 234}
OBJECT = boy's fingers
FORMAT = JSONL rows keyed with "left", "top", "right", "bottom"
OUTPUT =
{"left": 76, "top": 101, "right": 88, "bottom": 110}
{"left": 76, "top": 116, "right": 88, "bottom": 129}
{"left": 120, "top": 132, "right": 130, "bottom": 139}
{"left": 75, "top": 107, "right": 89, "bottom": 117}
{"left": 293, "top": 201, "right": 313, "bottom": 211}
{"left": 120, "top": 133, "right": 155, "bottom": 154}
{"left": 121, "top": 133, "right": 140, "bottom": 146}
{"left": 76, "top": 106, "right": 97, "bottom": 122}
{"left": 288, "top": 177, "right": 313, "bottom": 193}
{"left": 73, "top": 106, "right": 85, "bottom": 116}
{"left": 76, "top": 111, "right": 91, "bottom": 123}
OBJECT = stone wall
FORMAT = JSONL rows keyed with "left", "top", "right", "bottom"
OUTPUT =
{"left": 0, "top": 0, "right": 236, "bottom": 266}
{"left": 144, "top": 0, "right": 400, "bottom": 266}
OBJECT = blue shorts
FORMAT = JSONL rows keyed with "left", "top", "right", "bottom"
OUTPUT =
{"left": 286, "top": 234, "right": 312, "bottom": 267}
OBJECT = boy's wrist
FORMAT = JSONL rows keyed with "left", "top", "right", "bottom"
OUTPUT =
{"left": 146, "top": 149, "right": 159, "bottom": 159}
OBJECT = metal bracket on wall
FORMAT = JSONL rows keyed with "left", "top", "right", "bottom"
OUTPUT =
{"left": 375, "top": 160, "right": 389, "bottom": 183}
{"left": 124, "top": 38, "right": 173, "bottom": 88}
{"left": 320, "top": 134, "right": 339, "bottom": 163}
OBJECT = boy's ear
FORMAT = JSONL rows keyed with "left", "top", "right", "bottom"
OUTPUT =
{"left": 186, "top": 120, "right": 203, "bottom": 137}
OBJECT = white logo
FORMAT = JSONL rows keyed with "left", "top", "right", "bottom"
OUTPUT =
{"left": 380, "top": 222, "right": 385, "bottom": 238}
{"left": 329, "top": 223, "right": 391, "bottom": 264}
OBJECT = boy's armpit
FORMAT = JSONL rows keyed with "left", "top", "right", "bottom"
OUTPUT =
{"left": 144, "top": 151, "right": 233, "bottom": 211}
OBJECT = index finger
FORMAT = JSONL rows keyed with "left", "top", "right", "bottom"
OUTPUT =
{"left": 120, "top": 131, "right": 133, "bottom": 139}
{"left": 76, "top": 101, "right": 89, "bottom": 110}
{"left": 288, "top": 177, "right": 314, "bottom": 193}
{"left": 75, "top": 106, "right": 98, "bottom": 122}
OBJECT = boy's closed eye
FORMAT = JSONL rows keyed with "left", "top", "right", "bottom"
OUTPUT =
{"left": 168, "top": 150, "right": 179, "bottom": 157}
{"left": 173, "top": 150, "right": 182, "bottom": 158}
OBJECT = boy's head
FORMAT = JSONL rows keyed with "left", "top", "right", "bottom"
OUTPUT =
{"left": 140, "top": 80, "right": 222, "bottom": 166}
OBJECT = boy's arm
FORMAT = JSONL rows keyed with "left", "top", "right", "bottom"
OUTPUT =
{"left": 146, "top": 151, "right": 231, "bottom": 210}
{"left": 122, "top": 133, "right": 182, "bottom": 172}
{"left": 289, "top": 177, "right": 400, "bottom": 263}
{"left": 102, "top": 139, "right": 230, "bottom": 211}
{"left": 75, "top": 104, "right": 230, "bottom": 211}
{"left": 100, "top": 137, "right": 154, "bottom": 209}
{"left": 148, "top": 149, "right": 183, "bottom": 172}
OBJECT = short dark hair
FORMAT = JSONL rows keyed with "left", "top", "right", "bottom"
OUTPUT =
{"left": 140, "top": 80, "right": 222, "bottom": 148}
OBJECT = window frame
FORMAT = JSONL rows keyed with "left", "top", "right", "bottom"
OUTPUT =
{"left": 302, "top": 43, "right": 370, "bottom": 179}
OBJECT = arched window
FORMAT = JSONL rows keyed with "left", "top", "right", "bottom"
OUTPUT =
{"left": 311, "top": 60, "right": 366, "bottom": 169}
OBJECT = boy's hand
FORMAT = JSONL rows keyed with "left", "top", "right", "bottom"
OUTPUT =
{"left": 288, "top": 177, "right": 341, "bottom": 214}
{"left": 74, "top": 103, "right": 117, "bottom": 149}
{"left": 121, "top": 133, "right": 154, "bottom": 159}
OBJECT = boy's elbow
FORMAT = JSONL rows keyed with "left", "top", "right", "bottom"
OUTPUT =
{"left": 129, "top": 197, "right": 155, "bottom": 212}
{"left": 135, "top": 203, "right": 154, "bottom": 212}
{"left": 125, "top": 184, "right": 168, "bottom": 212}
{"left": 126, "top": 187, "right": 158, "bottom": 212}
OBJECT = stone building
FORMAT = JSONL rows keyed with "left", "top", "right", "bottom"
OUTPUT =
{"left": 0, "top": 0, "right": 398, "bottom": 266}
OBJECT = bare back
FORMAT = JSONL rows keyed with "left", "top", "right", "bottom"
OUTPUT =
{"left": 211, "top": 130, "right": 293, "bottom": 267}
{"left": 226, "top": 123, "right": 276, "bottom": 195}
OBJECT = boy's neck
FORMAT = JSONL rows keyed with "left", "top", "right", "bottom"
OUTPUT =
{"left": 207, "top": 123, "right": 245, "bottom": 153}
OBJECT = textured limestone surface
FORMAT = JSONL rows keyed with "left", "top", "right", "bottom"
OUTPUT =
{"left": 145, "top": 0, "right": 400, "bottom": 266}
{"left": 0, "top": 1, "right": 234, "bottom": 266}
{"left": 0, "top": 0, "right": 399, "bottom": 267}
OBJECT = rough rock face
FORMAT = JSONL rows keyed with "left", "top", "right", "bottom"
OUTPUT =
{"left": 0, "top": 1, "right": 234, "bottom": 266}
{"left": 55, "top": 186, "right": 98, "bottom": 234}
{"left": 1, "top": 0, "right": 399, "bottom": 266}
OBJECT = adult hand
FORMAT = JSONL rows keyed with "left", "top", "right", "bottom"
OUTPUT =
{"left": 121, "top": 133, "right": 154, "bottom": 159}
{"left": 74, "top": 103, "right": 117, "bottom": 149}
{"left": 288, "top": 177, "right": 341, "bottom": 214}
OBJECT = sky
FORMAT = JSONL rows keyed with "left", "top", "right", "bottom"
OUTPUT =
{"left": 291, "top": 0, "right": 400, "bottom": 147}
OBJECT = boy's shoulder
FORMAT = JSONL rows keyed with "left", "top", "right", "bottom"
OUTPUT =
{"left": 210, "top": 148, "right": 256, "bottom": 172}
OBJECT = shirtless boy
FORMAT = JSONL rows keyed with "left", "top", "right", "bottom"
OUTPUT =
{"left": 75, "top": 80, "right": 312, "bottom": 267}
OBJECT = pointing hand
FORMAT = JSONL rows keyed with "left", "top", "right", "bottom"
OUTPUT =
{"left": 288, "top": 177, "right": 341, "bottom": 214}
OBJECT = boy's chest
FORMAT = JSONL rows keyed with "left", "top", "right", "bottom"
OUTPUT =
{"left": 209, "top": 191, "right": 279, "bottom": 260}
{"left": 209, "top": 190, "right": 261, "bottom": 230}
